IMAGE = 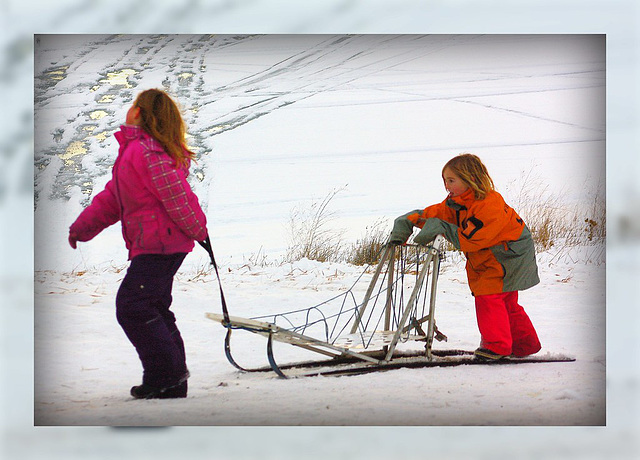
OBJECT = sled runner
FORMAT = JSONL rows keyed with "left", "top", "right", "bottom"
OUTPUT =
{"left": 223, "top": 349, "right": 576, "bottom": 378}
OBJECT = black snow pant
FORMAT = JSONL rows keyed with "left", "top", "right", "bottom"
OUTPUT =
{"left": 116, "top": 252, "right": 188, "bottom": 388}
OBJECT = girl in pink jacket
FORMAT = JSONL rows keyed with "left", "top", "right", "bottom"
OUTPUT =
{"left": 69, "top": 89, "right": 208, "bottom": 399}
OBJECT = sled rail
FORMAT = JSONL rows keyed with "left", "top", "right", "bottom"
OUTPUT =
{"left": 206, "top": 312, "right": 381, "bottom": 363}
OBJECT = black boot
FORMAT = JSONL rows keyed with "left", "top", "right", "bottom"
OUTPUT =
{"left": 130, "top": 380, "right": 188, "bottom": 399}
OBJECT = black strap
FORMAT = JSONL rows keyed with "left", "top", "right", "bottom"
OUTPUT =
{"left": 198, "top": 236, "right": 230, "bottom": 325}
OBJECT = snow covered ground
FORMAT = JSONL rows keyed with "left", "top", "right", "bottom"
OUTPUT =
{"left": 33, "top": 34, "right": 607, "bottom": 426}
{"left": 0, "top": 0, "right": 638, "bottom": 459}
{"left": 34, "top": 252, "right": 605, "bottom": 426}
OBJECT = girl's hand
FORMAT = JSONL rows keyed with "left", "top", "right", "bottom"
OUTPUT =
{"left": 68, "top": 232, "right": 78, "bottom": 249}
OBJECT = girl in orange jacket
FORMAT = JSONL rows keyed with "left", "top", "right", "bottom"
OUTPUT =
{"left": 389, "top": 153, "right": 541, "bottom": 360}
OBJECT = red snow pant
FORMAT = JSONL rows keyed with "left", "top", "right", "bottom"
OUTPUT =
{"left": 474, "top": 291, "right": 541, "bottom": 357}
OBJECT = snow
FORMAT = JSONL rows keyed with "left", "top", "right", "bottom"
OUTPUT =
{"left": 0, "top": 0, "right": 637, "bottom": 458}
{"left": 35, "top": 256, "right": 605, "bottom": 426}
{"left": 32, "top": 34, "right": 608, "bottom": 426}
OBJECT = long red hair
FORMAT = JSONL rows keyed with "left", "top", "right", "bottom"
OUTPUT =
{"left": 133, "top": 89, "right": 194, "bottom": 168}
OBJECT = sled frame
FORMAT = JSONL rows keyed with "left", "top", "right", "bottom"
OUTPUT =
{"left": 346, "top": 237, "right": 443, "bottom": 361}
{"left": 206, "top": 235, "right": 446, "bottom": 377}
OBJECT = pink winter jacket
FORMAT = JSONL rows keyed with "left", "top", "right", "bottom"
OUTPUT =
{"left": 69, "top": 125, "right": 208, "bottom": 259}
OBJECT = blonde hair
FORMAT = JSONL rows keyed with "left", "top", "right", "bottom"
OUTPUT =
{"left": 133, "top": 89, "right": 194, "bottom": 168}
{"left": 442, "top": 153, "right": 495, "bottom": 199}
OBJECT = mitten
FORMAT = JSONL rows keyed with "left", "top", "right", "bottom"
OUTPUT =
{"left": 414, "top": 218, "right": 460, "bottom": 249}
{"left": 68, "top": 232, "right": 79, "bottom": 249}
{"left": 389, "top": 210, "right": 421, "bottom": 245}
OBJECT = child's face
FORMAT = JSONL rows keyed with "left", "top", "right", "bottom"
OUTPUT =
{"left": 443, "top": 167, "right": 470, "bottom": 197}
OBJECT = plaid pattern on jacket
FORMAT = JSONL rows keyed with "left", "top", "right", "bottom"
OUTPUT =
{"left": 70, "top": 125, "right": 208, "bottom": 259}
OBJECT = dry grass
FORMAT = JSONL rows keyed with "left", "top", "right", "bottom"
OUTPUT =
{"left": 344, "top": 218, "right": 388, "bottom": 266}
{"left": 284, "top": 187, "right": 346, "bottom": 263}
{"left": 284, "top": 169, "right": 605, "bottom": 266}
{"left": 505, "top": 169, "right": 605, "bottom": 255}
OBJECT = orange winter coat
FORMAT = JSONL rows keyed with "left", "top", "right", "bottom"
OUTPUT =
{"left": 390, "top": 188, "right": 539, "bottom": 296}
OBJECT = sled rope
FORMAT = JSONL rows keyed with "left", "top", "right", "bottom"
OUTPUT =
{"left": 198, "top": 237, "right": 231, "bottom": 326}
